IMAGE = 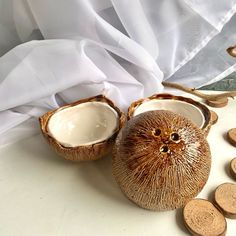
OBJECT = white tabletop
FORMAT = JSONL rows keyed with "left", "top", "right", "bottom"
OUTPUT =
{"left": 0, "top": 91, "right": 236, "bottom": 236}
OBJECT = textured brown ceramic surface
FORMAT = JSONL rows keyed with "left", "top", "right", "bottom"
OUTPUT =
{"left": 183, "top": 199, "right": 227, "bottom": 236}
{"left": 39, "top": 95, "right": 126, "bottom": 161}
{"left": 128, "top": 93, "right": 211, "bottom": 137}
{"left": 113, "top": 110, "right": 211, "bottom": 211}
{"left": 214, "top": 183, "right": 236, "bottom": 219}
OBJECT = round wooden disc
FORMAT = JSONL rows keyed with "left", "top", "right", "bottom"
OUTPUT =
{"left": 227, "top": 46, "right": 236, "bottom": 57}
{"left": 206, "top": 98, "right": 228, "bottom": 108}
{"left": 210, "top": 110, "right": 218, "bottom": 125}
{"left": 230, "top": 158, "right": 236, "bottom": 180}
{"left": 227, "top": 128, "right": 236, "bottom": 147}
{"left": 214, "top": 183, "right": 236, "bottom": 219}
{"left": 183, "top": 198, "right": 227, "bottom": 236}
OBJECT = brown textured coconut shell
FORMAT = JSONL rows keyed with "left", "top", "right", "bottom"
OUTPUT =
{"left": 230, "top": 158, "right": 236, "bottom": 180}
{"left": 127, "top": 93, "right": 211, "bottom": 137}
{"left": 183, "top": 198, "right": 227, "bottom": 236}
{"left": 39, "top": 95, "right": 126, "bottom": 161}
{"left": 113, "top": 110, "right": 211, "bottom": 211}
{"left": 214, "top": 183, "right": 236, "bottom": 219}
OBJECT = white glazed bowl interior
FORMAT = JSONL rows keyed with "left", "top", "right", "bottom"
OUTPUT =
{"left": 133, "top": 99, "right": 205, "bottom": 128}
{"left": 48, "top": 102, "right": 118, "bottom": 147}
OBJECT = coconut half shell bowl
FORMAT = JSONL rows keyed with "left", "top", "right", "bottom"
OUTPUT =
{"left": 39, "top": 95, "right": 125, "bottom": 161}
{"left": 113, "top": 110, "right": 211, "bottom": 211}
{"left": 128, "top": 93, "right": 212, "bottom": 136}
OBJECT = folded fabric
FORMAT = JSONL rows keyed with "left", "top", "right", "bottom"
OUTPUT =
{"left": 0, "top": 0, "right": 236, "bottom": 146}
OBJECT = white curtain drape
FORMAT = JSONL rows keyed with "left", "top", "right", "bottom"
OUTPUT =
{"left": 0, "top": 0, "right": 236, "bottom": 146}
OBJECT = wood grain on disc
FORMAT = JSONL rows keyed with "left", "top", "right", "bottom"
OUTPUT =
{"left": 214, "top": 183, "right": 236, "bottom": 219}
{"left": 206, "top": 98, "right": 228, "bottom": 108}
{"left": 210, "top": 110, "right": 218, "bottom": 125}
{"left": 230, "top": 158, "right": 236, "bottom": 180}
{"left": 183, "top": 199, "right": 226, "bottom": 236}
{"left": 227, "top": 128, "right": 236, "bottom": 147}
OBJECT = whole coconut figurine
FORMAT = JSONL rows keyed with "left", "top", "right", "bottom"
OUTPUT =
{"left": 112, "top": 110, "right": 211, "bottom": 211}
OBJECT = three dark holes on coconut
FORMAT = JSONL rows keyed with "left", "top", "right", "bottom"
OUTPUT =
{"left": 153, "top": 128, "right": 180, "bottom": 153}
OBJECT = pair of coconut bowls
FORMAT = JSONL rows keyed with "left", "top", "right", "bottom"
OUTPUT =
{"left": 40, "top": 93, "right": 212, "bottom": 211}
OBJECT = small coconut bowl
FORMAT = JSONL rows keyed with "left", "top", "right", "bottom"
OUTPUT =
{"left": 128, "top": 93, "right": 211, "bottom": 136}
{"left": 39, "top": 95, "right": 125, "bottom": 161}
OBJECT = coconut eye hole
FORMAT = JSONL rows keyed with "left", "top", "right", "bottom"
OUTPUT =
{"left": 153, "top": 128, "right": 161, "bottom": 136}
{"left": 170, "top": 133, "right": 180, "bottom": 142}
{"left": 160, "top": 145, "right": 169, "bottom": 153}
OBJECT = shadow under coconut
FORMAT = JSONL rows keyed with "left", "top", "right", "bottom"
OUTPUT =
{"left": 175, "top": 208, "right": 189, "bottom": 235}
{"left": 77, "top": 154, "right": 135, "bottom": 208}
{"left": 18, "top": 134, "right": 73, "bottom": 166}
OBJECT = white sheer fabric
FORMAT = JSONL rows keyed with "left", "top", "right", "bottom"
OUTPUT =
{"left": 0, "top": 0, "right": 236, "bottom": 146}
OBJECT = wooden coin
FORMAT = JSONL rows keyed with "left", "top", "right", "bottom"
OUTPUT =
{"left": 227, "top": 128, "right": 236, "bottom": 147}
{"left": 230, "top": 158, "right": 236, "bottom": 180}
{"left": 210, "top": 110, "right": 218, "bottom": 125}
{"left": 206, "top": 98, "right": 228, "bottom": 108}
{"left": 227, "top": 46, "right": 236, "bottom": 57}
{"left": 214, "top": 183, "right": 236, "bottom": 219}
{"left": 183, "top": 198, "right": 227, "bottom": 236}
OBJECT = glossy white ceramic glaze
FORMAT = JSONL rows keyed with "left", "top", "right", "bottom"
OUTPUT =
{"left": 48, "top": 102, "right": 118, "bottom": 147}
{"left": 133, "top": 100, "right": 205, "bottom": 128}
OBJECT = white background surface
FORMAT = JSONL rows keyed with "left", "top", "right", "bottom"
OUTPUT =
{"left": 0, "top": 91, "right": 236, "bottom": 236}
